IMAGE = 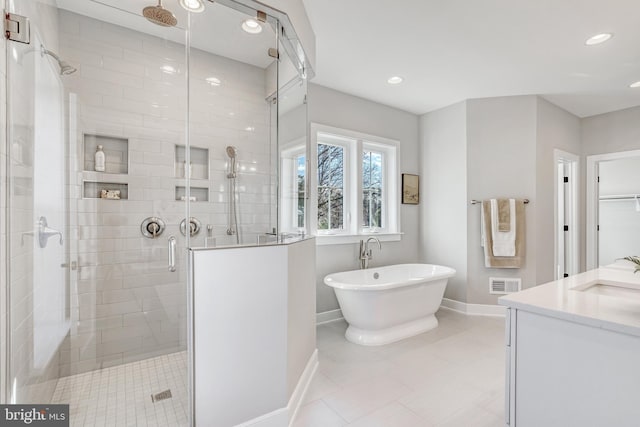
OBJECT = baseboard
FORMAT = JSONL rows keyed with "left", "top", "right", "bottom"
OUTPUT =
{"left": 440, "top": 298, "right": 506, "bottom": 317}
{"left": 316, "top": 309, "right": 344, "bottom": 325}
{"left": 237, "top": 350, "right": 318, "bottom": 427}
{"left": 287, "top": 349, "right": 318, "bottom": 426}
{"left": 236, "top": 408, "right": 288, "bottom": 427}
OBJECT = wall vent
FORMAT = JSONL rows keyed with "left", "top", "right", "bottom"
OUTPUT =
{"left": 489, "top": 277, "right": 521, "bottom": 294}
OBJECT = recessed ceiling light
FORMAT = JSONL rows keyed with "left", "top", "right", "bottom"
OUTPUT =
{"left": 387, "top": 76, "right": 404, "bottom": 85}
{"left": 585, "top": 33, "right": 613, "bottom": 46}
{"left": 630, "top": 81, "right": 640, "bottom": 88}
{"left": 242, "top": 19, "right": 262, "bottom": 34}
{"left": 179, "top": 0, "right": 205, "bottom": 13}
{"left": 206, "top": 77, "right": 221, "bottom": 86}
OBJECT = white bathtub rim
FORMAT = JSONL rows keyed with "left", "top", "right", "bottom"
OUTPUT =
{"left": 345, "top": 314, "right": 439, "bottom": 346}
{"left": 324, "top": 263, "right": 456, "bottom": 291}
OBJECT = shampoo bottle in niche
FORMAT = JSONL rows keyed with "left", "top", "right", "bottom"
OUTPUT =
{"left": 94, "top": 145, "right": 105, "bottom": 172}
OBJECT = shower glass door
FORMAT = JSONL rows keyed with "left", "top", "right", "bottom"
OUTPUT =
{"left": 4, "top": 0, "right": 293, "bottom": 424}
{"left": 5, "top": 0, "right": 191, "bottom": 424}
{"left": 188, "top": 3, "right": 281, "bottom": 247}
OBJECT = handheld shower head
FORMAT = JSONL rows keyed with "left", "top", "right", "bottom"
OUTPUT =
{"left": 226, "top": 146, "right": 238, "bottom": 159}
{"left": 143, "top": 0, "right": 178, "bottom": 27}
{"left": 226, "top": 146, "right": 238, "bottom": 178}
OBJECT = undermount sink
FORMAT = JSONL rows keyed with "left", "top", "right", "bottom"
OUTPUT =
{"left": 572, "top": 280, "right": 640, "bottom": 300}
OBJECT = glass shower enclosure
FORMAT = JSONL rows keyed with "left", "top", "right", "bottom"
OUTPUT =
{"left": 2, "top": 0, "right": 310, "bottom": 425}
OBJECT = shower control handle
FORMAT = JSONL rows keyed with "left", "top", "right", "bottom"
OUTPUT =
{"left": 168, "top": 236, "right": 176, "bottom": 272}
{"left": 141, "top": 217, "right": 165, "bottom": 239}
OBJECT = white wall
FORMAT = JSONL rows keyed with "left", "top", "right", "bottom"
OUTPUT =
{"left": 581, "top": 106, "right": 640, "bottom": 156}
{"left": 419, "top": 101, "right": 468, "bottom": 302}
{"left": 535, "top": 98, "right": 582, "bottom": 283}
{"left": 192, "top": 238, "right": 315, "bottom": 426}
{"left": 419, "top": 96, "right": 581, "bottom": 305}
{"left": 309, "top": 84, "right": 420, "bottom": 313}
{"left": 466, "top": 96, "right": 538, "bottom": 304}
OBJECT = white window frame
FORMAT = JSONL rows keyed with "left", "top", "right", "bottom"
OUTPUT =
{"left": 310, "top": 123, "right": 401, "bottom": 245}
{"left": 315, "top": 133, "right": 352, "bottom": 235}
{"left": 280, "top": 137, "right": 307, "bottom": 233}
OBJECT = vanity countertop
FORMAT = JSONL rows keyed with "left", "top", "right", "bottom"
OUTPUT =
{"left": 499, "top": 263, "right": 640, "bottom": 338}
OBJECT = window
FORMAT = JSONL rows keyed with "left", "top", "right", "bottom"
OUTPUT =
{"left": 309, "top": 124, "right": 400, "bottom": 243}
{"left": 315, "top": 133, "right": 352, "bottom": 234}
{"left": 280, "top": 140, "right": 307, "bottom": 233}
{"left": 296, "top": 155, "right": 305, "bottom": 228}
{"left": 362, "top": 149, "right": 383, "bottom": 230}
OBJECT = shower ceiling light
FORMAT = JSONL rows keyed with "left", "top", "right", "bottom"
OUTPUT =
{"left": 206, "top": 76, "right": 221, "bottom": 86}
{"left": 179, "top": 0, "right": 205, "bottom": 13}
{"left": 630, "top": 81, "right": 640, "bottom": 88}
{"left": 387, "top": 76, "right": 404, "bottom": 85}
{"left": 242, "top": 19, "right": 263, "bottom": 34}
{"left": 585, "top": 33, "right": 613, "bottom": 45}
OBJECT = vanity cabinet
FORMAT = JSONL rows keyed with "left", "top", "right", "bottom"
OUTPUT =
{"left": 504, "top": 306, "right": 640, "bottom": 427}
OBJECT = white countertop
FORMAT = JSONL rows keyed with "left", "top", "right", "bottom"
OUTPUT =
{"left": 499, "top": 262, "right": 640, "bottom": 337}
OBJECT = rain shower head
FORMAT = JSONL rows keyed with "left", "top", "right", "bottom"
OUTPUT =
{"left": 143, "top": 0, "right": 178, "bottom": 27}
{"left": 41, "top": 47, "right": 77, "bottom": 75}
{"left": 226, "top": 146, "right": 238, "bottom": 159}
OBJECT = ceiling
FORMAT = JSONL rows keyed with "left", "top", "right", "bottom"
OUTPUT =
{"left": 301, "top": 0, "right": 640, "bottom": 118}
{"left": 58, "top": 0, "right": 277, "bottom": 68}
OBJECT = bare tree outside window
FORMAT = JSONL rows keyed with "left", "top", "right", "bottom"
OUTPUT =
{"left": 317, "top": 143, "right": 344, "bottom": 230}
{"left": 296, "top": 155, "right": 305, "bottom": 228}
{"left": 363, "top": 150, "right": 383, "bottom": 228}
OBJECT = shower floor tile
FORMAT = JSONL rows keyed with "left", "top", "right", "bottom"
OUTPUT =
{"left": 51, "top": 351, "right": 188, "bottom": 427}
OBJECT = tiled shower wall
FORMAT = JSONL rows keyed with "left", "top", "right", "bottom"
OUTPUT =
{"left": 57, "top": 10, "right": 273, "bottom": 376}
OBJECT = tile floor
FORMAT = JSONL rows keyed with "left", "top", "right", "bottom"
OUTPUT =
{"left": 51, "top": 351, "right": 189, "bottom": 427}
{"left": 294, "top": 309, "right": 505, "bottom": 427}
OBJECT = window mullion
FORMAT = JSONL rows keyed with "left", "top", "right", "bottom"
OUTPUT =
{"left": 355, "top": 139, "right": 364, "bottom": 235}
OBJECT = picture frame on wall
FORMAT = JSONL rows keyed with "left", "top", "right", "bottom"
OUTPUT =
{"left": 402, "top": 174, "right": 419, "bottom": 204}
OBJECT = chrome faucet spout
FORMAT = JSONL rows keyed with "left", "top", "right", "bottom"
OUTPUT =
{"left": 366, "top": 236, "right": 382, "bottom": 251}
{"left": 359, "top": 237, "right": 382, "bottom": 269}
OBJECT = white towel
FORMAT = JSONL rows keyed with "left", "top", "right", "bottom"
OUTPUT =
{"left": 491, "top": 198, "right": 516, "bottom": 256}
{"left": 480, "top": 206, "right": 486, "bottom": 248}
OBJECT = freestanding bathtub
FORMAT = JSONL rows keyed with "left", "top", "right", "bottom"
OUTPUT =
{"left": 324, "top": 264, "right": 456, "bottom": 345}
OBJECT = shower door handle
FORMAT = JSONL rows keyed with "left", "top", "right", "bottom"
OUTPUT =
{"left": 168, "top": 236, "right": 177, "bottom": 272}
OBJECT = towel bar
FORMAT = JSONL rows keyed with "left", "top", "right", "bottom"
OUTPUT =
{"left": 470, "top": 199, "right": 529, "bottom": 205}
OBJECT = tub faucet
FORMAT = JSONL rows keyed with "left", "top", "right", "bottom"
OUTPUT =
{"left": 359, "top": 237, "right": 382, "bottom": 269}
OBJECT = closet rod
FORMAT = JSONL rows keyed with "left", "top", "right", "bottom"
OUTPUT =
{"left": 599, "top": 194, "right": 639, "bottom": 201}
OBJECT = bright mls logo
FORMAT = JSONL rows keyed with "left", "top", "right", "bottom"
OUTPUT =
{"left": 1, "top": 405, "right": 69, "bottom": 426}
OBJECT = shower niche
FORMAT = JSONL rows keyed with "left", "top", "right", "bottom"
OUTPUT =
{"left": 82, "top": 134, "right": 130, "bottom": 199}
{"left": 174, "top": 145, "right": 209, "bottom": 180}
{"left": 175, "top": 145, "right": 209, "bottom": 202}
{"left": 83, "top": 134, "right": 129, "bottom": 174}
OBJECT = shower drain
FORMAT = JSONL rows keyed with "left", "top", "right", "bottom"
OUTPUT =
{"left": 151, "top": 389, "right": 173, "bottom": 403}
